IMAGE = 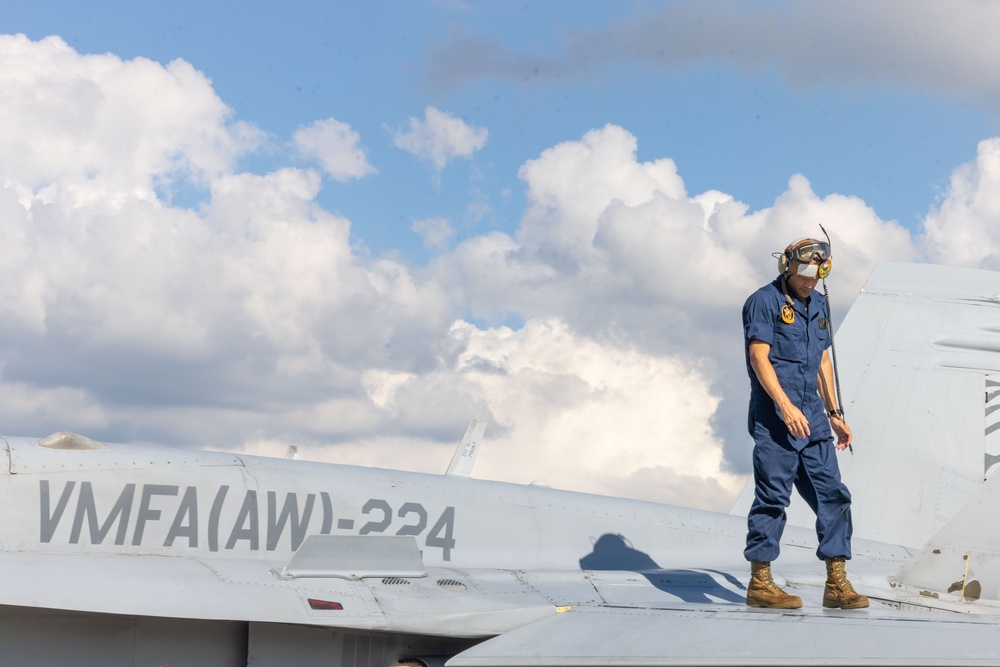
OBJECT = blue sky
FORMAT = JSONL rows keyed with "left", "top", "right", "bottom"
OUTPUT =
{"left": 10, "top": 1, "right": 995, "bottom": 260}
{"left": 3, "top": 1, "right": 1000, "bottom": 509}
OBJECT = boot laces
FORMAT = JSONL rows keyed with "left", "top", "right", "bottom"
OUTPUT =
{"left": 753, "top": 565, "right": 785, "bottom": 593}
{"left": 830, "top": 560, "right": 857, "bottom": 593}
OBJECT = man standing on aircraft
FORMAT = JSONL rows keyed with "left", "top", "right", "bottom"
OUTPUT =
{"left": 741, "top": 238, "right": 868, "bottom": 610}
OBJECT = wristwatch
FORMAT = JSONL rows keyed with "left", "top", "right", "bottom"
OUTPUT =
{"left": 828, "top": 408, "right": 844, "bottom": 418}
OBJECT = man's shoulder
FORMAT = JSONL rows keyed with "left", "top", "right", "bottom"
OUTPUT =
{"left": 744, "top": 278, "right": 782, "bottom": 308}
{"left": 742, "top": 279, "right": 783, "bottom": 331}
{"left": 743, "top": 279, "right": 782, "bottom": 342}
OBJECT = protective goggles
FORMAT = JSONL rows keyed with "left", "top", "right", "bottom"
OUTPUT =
{"left": 788, "top": 240, "right": 832, "bottom": 279}
{"left": 788, "top": 240, "right": 831, "bottom": 263}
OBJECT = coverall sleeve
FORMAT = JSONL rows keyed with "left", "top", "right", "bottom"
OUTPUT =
{"left": 743, "top": 291, "right": 775, "bottom": 345}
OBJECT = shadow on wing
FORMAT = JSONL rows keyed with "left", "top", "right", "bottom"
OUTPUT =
{"left": 580, "top": 533, "right": 746, "bottom": 604}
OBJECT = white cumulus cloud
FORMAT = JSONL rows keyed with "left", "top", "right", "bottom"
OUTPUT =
{"left": 392, "top": 106, "right": 488, "bottom": 172}
{"left": 431, "top": 123, "right": 920, "bottom": 474}
{"left": 300, "top": 318, "right": 743, "bottom": 510}
{"left": 412, "top": 216, "right": 455, "bottom": 251}
{"left": 294, "top": 118, "right": 376, "bottom": 181}
{"left": 922, "top": 138, "right": 1000, "bottom": 269}
{"left": 0, "top": 34, "right": 261, "bottom": 207}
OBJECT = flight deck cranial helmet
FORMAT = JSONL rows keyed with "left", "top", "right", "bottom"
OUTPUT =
{"left": 777, "top": 238, "right": 832, "bottom": 279}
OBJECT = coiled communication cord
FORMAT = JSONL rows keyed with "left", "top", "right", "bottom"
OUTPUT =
{"left": 818, "top": 223, "right": 852, "bottom": 454}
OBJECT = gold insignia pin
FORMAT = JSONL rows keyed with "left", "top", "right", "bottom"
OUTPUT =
{"left": 781, "top": 305, "right": 795, "bottom": 324}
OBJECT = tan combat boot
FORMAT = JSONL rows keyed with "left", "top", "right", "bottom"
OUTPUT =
{"left": 746, "top": 561, "right": 803, "bottom": 609}
{"left": 823, "top": 557, "right": 869, "bottom": 609}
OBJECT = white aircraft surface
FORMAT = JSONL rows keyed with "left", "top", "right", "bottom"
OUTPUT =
{"left": 4, "top": 262, "right": 1000, "bottom": 666}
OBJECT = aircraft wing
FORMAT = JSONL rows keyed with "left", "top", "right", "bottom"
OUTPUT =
{"left": 5, "top": 542, "right": 1000, "bottom": 666}
{"left": 448, "top": 605, "right": 1000, "bottom": 666}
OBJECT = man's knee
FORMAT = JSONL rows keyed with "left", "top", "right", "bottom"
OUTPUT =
{"left": 816, "top": 480, "right": 852, "bottom": 507}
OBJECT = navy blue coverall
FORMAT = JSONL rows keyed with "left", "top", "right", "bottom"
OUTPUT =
{"left": 742, "top": 276, "right": 853, "bottom": 563}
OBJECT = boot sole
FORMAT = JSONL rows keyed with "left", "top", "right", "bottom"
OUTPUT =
{"left": 747, "top": 599, "right": 802, "bottom": 609}
{"left": 823, "top": 599, "right": 870, "bottom": 610}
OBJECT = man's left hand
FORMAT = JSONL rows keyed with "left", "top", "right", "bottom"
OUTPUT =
{"left": 831, "top": 416, "right": 853, "bottom": 451}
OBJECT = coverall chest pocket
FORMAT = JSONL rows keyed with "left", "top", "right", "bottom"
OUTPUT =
{"left": 771, "top": 315, "right": 805, "bottom": 363}
{"left": 814, "top": 322, "right": 830, "bottom": 349}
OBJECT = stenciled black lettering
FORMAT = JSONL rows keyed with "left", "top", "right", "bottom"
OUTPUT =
{"left": 359, "top": 498, "right": 392, "bottom": 535}
{"left": 225, "top": 490, "right": 259, "bottom": 550}
{"left": 426, "top": 506, "right": 457, "bottom": 561}
{"left": 165, "top": 486, "right": 199, "bottom": 548}
{"left": 208, "top": 485, "right": 229, "bottom": 552}
{"left": 40, "top": 480, "right": 76, "bottom": 543}
{"left": 133, "top": 484, "right": 179, "bottom": 546}
{"left": 395, "top": 502, "right": 427, "bottom": 536}
{"left": 266, "top": 492, "right": 315, "bottom": 551}
{"left": 320, "top": 491, "right": 332, "bottom": 534}
{"left": 70, "top": 482, "right": 135, "bottom": 546}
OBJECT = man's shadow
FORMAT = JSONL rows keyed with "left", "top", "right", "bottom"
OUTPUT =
{"left": 579, "top": 533, "right": 745, "bottom": 604}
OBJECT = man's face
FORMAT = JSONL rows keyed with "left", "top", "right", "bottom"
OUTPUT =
{"left": 787, "top": 261, "right": 819, "bottom": 299}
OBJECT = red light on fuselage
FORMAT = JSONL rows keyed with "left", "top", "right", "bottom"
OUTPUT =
{"left": 307, "top": 599, "right": 344, "bottom": 610}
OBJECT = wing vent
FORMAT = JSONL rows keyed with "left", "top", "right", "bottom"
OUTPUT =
{"left": 436, "top": 578, "right": 467, "bottom": 591}
{"left": 381, "top": 577, "right": 413, "bottom": 586}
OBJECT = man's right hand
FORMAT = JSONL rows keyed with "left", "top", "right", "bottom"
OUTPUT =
{"left": 749, "top": 340, "right": 809, "bottom": 438}
{"left": 779, "top": 402, "right": 810, "bottom": 439}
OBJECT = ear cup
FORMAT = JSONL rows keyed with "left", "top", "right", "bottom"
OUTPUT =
{"left": 778, "top": 253, "right": 789, "bottom": 275}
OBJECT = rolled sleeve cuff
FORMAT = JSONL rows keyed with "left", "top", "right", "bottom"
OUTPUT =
{"left": 744, "top": 296, "right": 776, "bottom": 345}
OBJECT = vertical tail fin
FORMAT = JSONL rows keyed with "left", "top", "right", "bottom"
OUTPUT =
{"left": 446, "top": 419, "right": 487, "bottom": 476}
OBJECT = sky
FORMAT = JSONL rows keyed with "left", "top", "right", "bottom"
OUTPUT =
{"left": 3, "top": 0, "right": 1000, "bottom": 511}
